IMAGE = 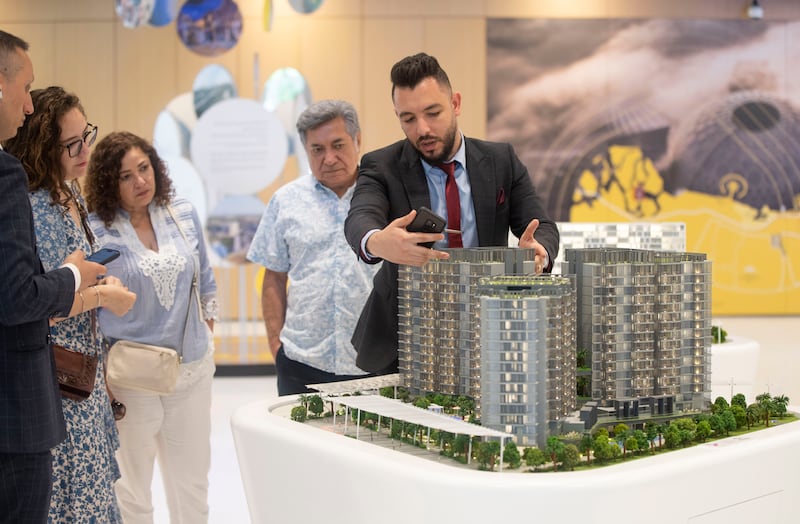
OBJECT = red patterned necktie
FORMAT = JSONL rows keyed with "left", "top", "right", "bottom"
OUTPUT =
{"left": 437, "top": 161, "right": 463, "bottom": 248}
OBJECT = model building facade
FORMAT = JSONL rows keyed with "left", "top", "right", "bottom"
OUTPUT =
{"left": 476, "top": 276, "right": 577, "bottom": 447}
{"left": 563, "top": 248, "right": 712, "bottom": 411}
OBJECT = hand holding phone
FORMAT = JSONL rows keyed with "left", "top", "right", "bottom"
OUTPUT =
{"left": 407, "top": 207, "right": 446, "bottom": 248}
{"left": 86, "top": 248, "right": 120, "bottom": 265}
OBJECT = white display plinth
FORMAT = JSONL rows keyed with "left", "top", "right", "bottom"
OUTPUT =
{"left": 710, "top": 336, "right": 760, "bottom": 404}
{"left": 232, "top": 397, "right": 800, "bottom": 524}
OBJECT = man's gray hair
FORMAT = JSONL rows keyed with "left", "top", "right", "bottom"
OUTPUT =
{"left": 296, "top": 99, "right": 360, "bottom": 146}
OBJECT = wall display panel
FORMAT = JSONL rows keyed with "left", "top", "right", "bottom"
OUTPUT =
{"left": 487, "top": 18, "right": 800, "bottom": 314}
{"left": 7, "top": 0, "right": 799, "bottom": 367}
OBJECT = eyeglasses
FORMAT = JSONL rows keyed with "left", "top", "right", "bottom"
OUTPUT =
{"left": 62, "top": 123, "right": 98, "bottom": 158}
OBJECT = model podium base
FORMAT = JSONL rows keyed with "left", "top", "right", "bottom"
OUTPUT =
{"left": 232, "top": 396, "right": 800, "bottom": 524}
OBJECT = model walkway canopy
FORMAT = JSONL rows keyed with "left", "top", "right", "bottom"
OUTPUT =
{"left": 332, "top": 394, "right": 512, "bottom": 439}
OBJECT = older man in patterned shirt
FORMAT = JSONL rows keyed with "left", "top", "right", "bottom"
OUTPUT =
{"left": 247, "top": 100, "right": 380, "bottom": 395}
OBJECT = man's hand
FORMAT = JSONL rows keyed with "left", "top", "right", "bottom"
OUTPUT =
{"left": 519, "top": 218, "right": 548, "bottom": 274}
{"left": 366, "top": 210, "right": 449, "bottom": 267}
{"left": 64, "top": 250, "right": 106, "bottom": 290}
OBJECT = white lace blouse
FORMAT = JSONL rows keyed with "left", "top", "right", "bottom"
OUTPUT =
{"left": 89, "top": 197, "right": 218, "bottom": 364}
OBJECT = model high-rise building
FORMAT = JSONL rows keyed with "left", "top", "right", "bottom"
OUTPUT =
{"left": 398, "top": 248, "right": 537, "bottom": 400}
{"left": 476, "top": 276, "right": 577, "bottom": 447}
{"left": 563, "top": 248, "right": 712, "bottom": 411}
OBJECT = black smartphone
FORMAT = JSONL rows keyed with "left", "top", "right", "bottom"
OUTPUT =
{"left": 87, "top": 248, "right": 120, "bottom": 265}
{"left": 407, "top": 207, "right": 446, "bottom": 248}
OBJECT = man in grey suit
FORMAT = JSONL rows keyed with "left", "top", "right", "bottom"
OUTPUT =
{"left": 344, "top": 52, "right": 559, "bottom": 374}
{"left": 0, "top": 30, "right": 106, "bottom": 523}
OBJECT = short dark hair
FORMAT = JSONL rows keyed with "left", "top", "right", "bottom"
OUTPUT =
{"left": 0, "top": 30, "right": 29, "bottom": 80}
{"left": 86, "top": 131, "right": 174, "bottom": 226}
{"left": 296, "top": 99, "right": 360, "bottom": 147}
{"left": 390, "top": 53, "right": 451, "bottom": 99}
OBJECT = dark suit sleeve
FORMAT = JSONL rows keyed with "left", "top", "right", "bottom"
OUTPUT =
{"left": 0, "top": 152, "right": 74, "bottom": 328}
{"left": 345, "top": 154, "right": 395, "bottom": 263}
{"left": 504, "top": 143, "right": 560, "bottom": 270}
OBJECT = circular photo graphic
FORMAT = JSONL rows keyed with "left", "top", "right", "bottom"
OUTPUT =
{"left": 115, "top": 0, "right": 156, "bottom": 28}
{"left": 262, "top": 67, "right": 312, "bottom": 172}
{"left": 193, "top": 64, "right": 237, "bottom": 119}
{"left": 149, "top": 0, "right": 180, "bottom": 27}
{"left": 177, "top": 0, "right": 243, "bottom": 57}
{"left": 288, "top": 0, "right": 324, "bottom": 14}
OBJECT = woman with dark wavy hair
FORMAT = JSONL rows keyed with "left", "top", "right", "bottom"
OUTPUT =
{"left": 85, "top": 131, "right": 218, "bottom": 523}
{"left": 2, "top": 85, "right": 136, "bottom": 522}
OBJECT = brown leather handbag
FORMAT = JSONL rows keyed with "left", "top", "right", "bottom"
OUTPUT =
{"left": 52, "top": 344, "right": 98, "bottom": 401}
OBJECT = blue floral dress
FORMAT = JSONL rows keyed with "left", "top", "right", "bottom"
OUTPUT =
{"left": 29, "top": 189, "right": 122, "bottom": 523}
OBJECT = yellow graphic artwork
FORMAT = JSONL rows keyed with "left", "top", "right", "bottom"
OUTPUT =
{"left": 570, "top": 145, "right": 800, "bottom": 314}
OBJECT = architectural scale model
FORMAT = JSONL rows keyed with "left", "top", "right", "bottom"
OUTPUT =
{"left": 396, "top": 246, "right": 712, "bottom": 448}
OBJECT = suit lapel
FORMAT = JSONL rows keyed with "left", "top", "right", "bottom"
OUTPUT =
{"left": 464, "top": 139, "right": 496, "bottom": 246}
{"left": 399, "top": 141, "right": 431, "bottom": 211}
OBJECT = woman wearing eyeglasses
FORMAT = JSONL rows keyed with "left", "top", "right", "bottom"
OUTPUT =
{"left": 2, "top": 86, "right": 136, "bottom": 523}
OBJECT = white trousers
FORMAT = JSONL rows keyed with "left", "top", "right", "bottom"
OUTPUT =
{"left": 113, "top": 357, "right": 214, "bottom": 524}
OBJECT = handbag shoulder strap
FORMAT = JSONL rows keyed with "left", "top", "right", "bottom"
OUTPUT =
{"left": 165, "top": 203, "right": 204, "bottom": 333}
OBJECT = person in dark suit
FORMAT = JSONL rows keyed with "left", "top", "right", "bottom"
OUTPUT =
{"left": 0, "top": 30, "right": 106, "bottom": 523}
{"left": 344, "top": 52, "right": 559, "bottom": 374}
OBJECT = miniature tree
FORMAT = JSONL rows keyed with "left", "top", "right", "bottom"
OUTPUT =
{"left": 756, "top": 393, "right": 775, "bottom": 427}
{"left": 633, "top": 429, "right": 649, "bottom": 454}
{"left": 503, "top": 441, "right": 521, "bottom": 469}
{"left": 673, "top": 418, "right": 697, "bottom": 447}
{"left": 664, "top": 425, "right": 681, "bottom": 449}
{"left": 730, "top": 404, "right": 747, "bottom": 429}
{"left": 290, "top": 405, "right": 307, "bottom": 422}
{"left": 413, "top": 397, "right": 430, "bottom": 409}
{"left": 745, "top": 403, "right": 761, "bottom": 429}
{"left": 592, "top": 434, "right": 614, "bottom": 463}
{"left": 477, "top": 440, "right": 501, "bottom": 471}
{"left": 644, "top": 423, "right": 658, "bottom": 454}
{"left": 297, "top": 394, "right": 310, "bottom": 412}
{"left": 452, "top": 434, "right": 470, "bottom": 459}
{"left": 546, "top": 436, "right": 565, "bottom": 471}
{"left": 708, "top": 413, "right": 724, "bottom": 437}
{"left": 721, "top": 410, "right": 737, "bottom": 435}
{"left": 559, "top": 444, "right": 581, "bottom": 471}
{"left": 695, "top": 420, "right": 712, "bottom": 442}
{"left": 773, "top": 395, "right": 790, "bottom": 418}
{"left": 614, "top": 423, "right": 629, "bottom": 452}
{"left": 731, "top": 393, "right": 747, "bottom": 410}
{"left": 308, "top": 395, "right": 324, "bottom": 418}
{"left": 523, "top": 446, "right": 546, "bottom": 471}
{"left": 623, "top": 435, "right": 638, "bottom": 458}
{"left": 578, "top": 433, "right": 594, "bottom": 464}
{"left": 712, "top": 396, "right": 729, "bottom": 414}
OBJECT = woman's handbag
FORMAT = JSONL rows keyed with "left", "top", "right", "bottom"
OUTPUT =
{"left": 107, "top": 340, "right": 181, "bottom": 395}
{"left": 53, "top": 344, "right": 98, "bottom": 401}
{"left": 105, "top": 203, "right": 204, "bottom": 396}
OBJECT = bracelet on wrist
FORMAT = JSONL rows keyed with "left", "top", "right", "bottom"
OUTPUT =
{"left": 94, "top": 286, "right": 101, "bottom": 308}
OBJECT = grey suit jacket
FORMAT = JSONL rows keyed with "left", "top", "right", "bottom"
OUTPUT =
{"left": 344, "top": 137, "right": 559, "bottom": 372}
{"left": 0, "top": 150, "right": 73, "bottom": 454}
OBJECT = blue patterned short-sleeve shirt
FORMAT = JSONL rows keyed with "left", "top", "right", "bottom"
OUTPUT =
{"left": 247, "top": 175, "right": 379, "bottom": 375}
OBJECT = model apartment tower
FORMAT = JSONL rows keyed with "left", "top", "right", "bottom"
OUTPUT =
{"left": 476, "top": 276, "right": 577, "bottom": 447}
{"left": 398, "top": 248, "right": 577, "bottom": 447}
{"left": 563, "top": 248, "right": 712, "bottom": 412}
